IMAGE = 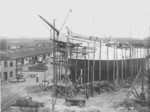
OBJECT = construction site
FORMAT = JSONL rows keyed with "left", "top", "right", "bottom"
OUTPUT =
{"left": 0, "top": 15, "right": 150, "bottom": 112}
{"left": 1, "top": 1, "right": 150, "bottom": 112}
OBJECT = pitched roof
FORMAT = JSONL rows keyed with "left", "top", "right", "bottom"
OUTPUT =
{"left": 0, "top": 46, "right": 52, "bottom": 61}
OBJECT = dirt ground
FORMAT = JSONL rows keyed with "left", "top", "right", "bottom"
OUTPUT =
{"left": 1, "top": 63, "right": 150, "bottom": 112}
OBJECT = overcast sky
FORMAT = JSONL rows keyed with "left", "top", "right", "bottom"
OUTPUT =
{"left": 0, "top": 0, "right": 150, "bottom": 39}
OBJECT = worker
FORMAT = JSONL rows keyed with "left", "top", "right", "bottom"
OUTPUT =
{"left": 36, "top": 75, "right": 39, "bottom": 82}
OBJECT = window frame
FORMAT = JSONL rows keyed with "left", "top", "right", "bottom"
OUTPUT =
{"left": 4, "top": 61, "right": 8, "bottom": 67}
{"left": 10, "top": 60, "right": 13, "bottom": 67}
{"left": 10, "top": 71, "right": 13, "bottom": 77}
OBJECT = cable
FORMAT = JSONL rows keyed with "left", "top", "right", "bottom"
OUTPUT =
{"left": 60, "top": 9, "right": 72, "bottom": 32}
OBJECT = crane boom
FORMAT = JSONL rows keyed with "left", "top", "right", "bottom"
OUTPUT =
{"left": 39, "top": 15, "right": 60, "bottom": 36}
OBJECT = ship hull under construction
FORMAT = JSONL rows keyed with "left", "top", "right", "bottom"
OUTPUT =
{"left": 69, "top": 58, "right": 145, "bottom": 84}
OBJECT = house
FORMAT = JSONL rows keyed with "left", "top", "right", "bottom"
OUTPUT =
{"left": 0, "top": 59, "right": 17, "bottom": 81}
{"left": 0, "top": 45, "right": 52, "bottom": 82}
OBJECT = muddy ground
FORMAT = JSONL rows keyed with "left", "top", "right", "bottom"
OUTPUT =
{"left": 1, "top": 63, "right": 150, "bottom": 112}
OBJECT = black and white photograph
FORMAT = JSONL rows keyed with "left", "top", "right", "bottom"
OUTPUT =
{"left": 0, "top": 0, "right": 150, "bottom": 112}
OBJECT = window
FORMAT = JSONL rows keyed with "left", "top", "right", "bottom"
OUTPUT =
{"left": 4, "top": 72, "right": 7, "bottom": 81}
{"left": 10, "top": 61, "right": 13, "bottom": 67}
{"left": 10, "top": 71, "right": 13, "bottom": 77}
{"left": 4, "top": 61, "right": 8, "bottom": 67}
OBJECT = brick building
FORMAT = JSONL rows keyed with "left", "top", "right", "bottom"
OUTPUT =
{"left": 0, "top": 45, "right": 52, "bottom": 82}
{"left": 0, "top": 60, "right": 16, "bottom": 81}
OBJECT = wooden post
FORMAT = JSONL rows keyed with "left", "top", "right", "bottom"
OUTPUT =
{"left": 55, "top": 51, "right": 58, "bottom": 84}
{"left": 52, "top": 19, "right": 56, "bottom": 112}
{"left": 148, "top": 47, "right": 150, "bottom": 72}
{"left": 133, "top": 48, "right": 135, "bottom": 78}
{"left": 137, "top": 48, "right": 139, "bottom": 73}
{"left": 88, "top": 43, "right": 90, "bottom": 83}
{"left": 113, "top": 44, "right": 116, "bottom": 89}
{"left": 129, "top": 47, "right": 131, "bottom": 83}
{"left": 140, "top": 47, "right": 141, "bottom": 68}
{"left": 93, "top": 50, "right": 95, "bottom": 83}
{"left": 91, "top": 66, "right": 93, "bottom": 97}
{"left": 84, "top": 48, "right": 86, "bottom": 85}
{"left": 134, "top": 48, "right": 137, "bottom": 75}
{"left": 125, "top": 48, "right": 127, "bottom": 81}
{"left": 121, "top": 48, "right": 124, "bottom": 82}
{"left": 65, "top": 41, "right": 69, "bottom": 98}
{"left": 60, "top": 53, "right": 63, "bottom": 81}
{"left": 106, "top": 43, "right": 109, "bottom": 91}
{"left": 115, "top": 45, "right": 119, "bottom": 86}
{"left": 84, "top": 47, "right": 88, "bottom": 99}
{"left": 87, "top": 43, "right": 90, "bottom": 98}
{"left": 131, "top": 46, "right": 134, "bottom": 84}
{"left": 59, "top": 52, "right": 61, "bottom": 81}
{"left": 141, "top": 46, "right": 146, "bottom": 104}
{"left": 75, "top": 46, "right": 78, "bottom": 96}
{"left": 99, "top": 41, "right": 101, "bottom": 94}
{"left": 92, "top": 40, "right": 96, "bottom": 96}
{"left": 75, "top": 46, "right": 78, "bottom": 83}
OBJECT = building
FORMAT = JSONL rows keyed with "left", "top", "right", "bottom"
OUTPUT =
{"left": 0, "top": 45, "right": 52, "bottom": 82}
{"left": 0, "top": 60, "right": 16, "bottom": 81}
